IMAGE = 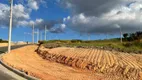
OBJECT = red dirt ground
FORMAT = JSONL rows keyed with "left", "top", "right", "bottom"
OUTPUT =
{"left": 2, "top": 45, "right": 104, "bottom": 80}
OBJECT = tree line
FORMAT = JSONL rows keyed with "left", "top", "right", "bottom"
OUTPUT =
{"left": 0, "top": 39, "right": 8, "bottom": 43}
{"left": 123, "top": 31, "right": 142, "bottom": 42}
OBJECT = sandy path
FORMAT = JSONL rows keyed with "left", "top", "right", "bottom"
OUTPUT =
{"left": 2, "top": 45, "right": 103, "bottom": 80}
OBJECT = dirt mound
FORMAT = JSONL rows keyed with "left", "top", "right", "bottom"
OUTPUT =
{"left": 37, "top": 46, "right": 142, "bottom": 80}
{"left": 2, "top": 45, "right": 104, "bottom": 80}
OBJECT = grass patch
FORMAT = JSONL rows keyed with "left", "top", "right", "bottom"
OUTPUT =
{"left": 40, "top": 39, "right": 142, "bottom": 54}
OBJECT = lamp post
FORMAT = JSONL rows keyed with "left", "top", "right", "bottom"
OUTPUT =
{"left": 115, "top": 24, "right": 122, "bottom": 43}
{"left": 44, "top": 25, "right": 47, "bottom": 40}
{"left": 32, "top": 23, "right": 35, "bottom": 44}
{"left": 36, "top": 29, "right": 39, "bottom": 43}
{"left": 8, "top": 0, "right": 13, "bottom": 53}
{"left": 120, "top": 27, "right": 123, "bottom": 43}
{"left": 24, "top": 32, "right": 26, "bottom": 42}
{"left": 40, "top": 31, "right": 42, "bottom": 40}
{"left": 87, "top": 33, "right": 90, "bottom": 40}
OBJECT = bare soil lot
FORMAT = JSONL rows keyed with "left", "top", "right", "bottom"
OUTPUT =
{"left": 2, "top": 45, "right": 104, "bottom": 80}
{"left": 37, "top": 46, "right": 142, "bottom": 80}
{"left": 2, "top": 45, "right": 142, "bottom": 80}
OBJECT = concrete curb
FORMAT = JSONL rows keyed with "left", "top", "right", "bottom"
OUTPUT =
{"left": 0, "top": 53, "right": 40, "bottom": 80}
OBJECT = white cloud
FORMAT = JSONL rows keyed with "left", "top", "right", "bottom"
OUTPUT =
{"left": 28, "top": 0, "right": 39, "bottom": 10}
{"left": 50, "top": 24, "right": 66, "bottom": 33}
{"left": 0, "top": 3, "right": 32, "bottom": 27}
{"left": 63, "top": 0, "right": 142, "bottom": 34}
{"left": 61, "top": 24, "right": 66, "bottom": 29}
{"left": 63, "top": 18, "right": 66, "bottom": 22}
{"left": 29, "top": 20, "right": 35, "bottom": 26}
{"left": 17, "top": 20, "right": 29, "bottom": 26}
{"left": 13, "top": 4, "right": 30, "bottom": 19}
{"left": 0, "top": 0, "right": 51, "bottom": 29}
{"left": 35, "top": 18, "right": 43, "bottom": 23}
{"left": 28, "top": 18, "right": 43, "bottom": 27}
{"left": 129, "top": 2, "right": 142, "bottom": 11}
{"left": 67, "top": 16, "right": 71, "bottom": 20}
{"left": 63, "top": 16, "right": 70, "bottom": 22}
{"left": 0, "top": 0, "right": 65, "bottom": 34}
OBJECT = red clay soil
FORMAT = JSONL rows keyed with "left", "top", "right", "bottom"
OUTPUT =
{"left": 2, "top": 45, "right": 104, "bottom": 80}
{"left": 37, "top": 46, "right": 142, "bottom": 80}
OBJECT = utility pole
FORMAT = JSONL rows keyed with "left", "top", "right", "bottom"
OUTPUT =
{"left": 120, "top": 27, "right": 123, "bottom": 43}
{"left": 88, "top": 33, "right": 90, "bottom": 40}
{"left": 40, "top": 31, "right": 42, "bottom": 40}
{"left": 37, "top": 29, "right": 39, "bottom": 43}
{"left": 115, "top": 24, "right": 122, "bottom": 43}
{"left": 106, "top": 33, "right": 108, "bottom": 40}
{"left": 8, "top": 0, "right": 13, "bottom": 53}
{"left": 44, "top": 25, "right": 47, "bottom": 41}
{"left": 24, "top": 32, "right": 26, "bottom": 42}
{"left": 32, "top": 23, "right": 34, "bottom": 44}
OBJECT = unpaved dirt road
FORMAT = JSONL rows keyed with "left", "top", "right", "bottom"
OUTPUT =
{"left": 2, "top": 45, "right": 104, "bottom": 80}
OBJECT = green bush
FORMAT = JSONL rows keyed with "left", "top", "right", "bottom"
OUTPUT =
{"left": 0, "top": 39, "right": 8, "bottom": 43}
{"left": 71, "top": 39, "right": 82, "bottom": 43}
{"left": 0, "top": 39, "right": 2, "bottom": 42}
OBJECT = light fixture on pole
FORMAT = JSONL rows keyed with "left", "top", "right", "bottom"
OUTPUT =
{"left": 8, "top": 0, "right": 13, "bottom": 53}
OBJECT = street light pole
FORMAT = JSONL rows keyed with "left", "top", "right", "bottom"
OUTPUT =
{"left": 88, "top": 33, "right": 90, "bottom": 40}
{"left": 44, "top": 25, "right": 47, "bottom": 41}
{"left": 32, "top": 23, "right": 34, "bottom": 44}
{"left": 8, "top": 0, "right": 13, "bottom": 53}
{"left": 37, "top": 29, "right": 39, "bottom": 43}
{"left": 40, "top": 31, "right": 42, "bottom": 40}
{"left": 120, "top": 27, "right": 123, "bottom": 43}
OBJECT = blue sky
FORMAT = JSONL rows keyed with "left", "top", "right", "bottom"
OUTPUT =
{"left": 0, "top": 0, "right": 71, "bottom": 42}
{"left": 1, "top": 0, "right": 138, "bottom": 42}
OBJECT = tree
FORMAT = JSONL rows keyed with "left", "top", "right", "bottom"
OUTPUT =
{"left": 135, "top": 31, "right": 142, "bottom": 42}
{"left": 123, "top": 33, "right": 128, "bottom": 40}
{"left": 130, "top": 33, "right": 136, "bottom": 41}
{"left": 0, "top": 39, "right": 2, "bottom": 42}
